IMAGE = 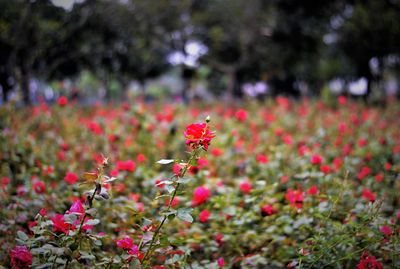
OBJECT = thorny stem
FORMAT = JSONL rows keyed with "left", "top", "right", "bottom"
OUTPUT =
{"left": 141, "top": 147, "right": 202, "bottom": 265}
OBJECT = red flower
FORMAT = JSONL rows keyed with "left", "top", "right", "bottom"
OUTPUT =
{"left": 320, "top": 165, "right": 331, "bottom": 174}
{"left": 211, "top": 148, "right": 223, "bottom": 157}
{"left": 217, "top": 257, "right": 225, "bottom": 268}
{"left": 33, "top": 180, "right": 46, "bottom": 194}
{"left": 192, "top": 186, "right": 211, "bottom": 206}
{"left": 358, "top": 166, "right": 372, "bottom": 180}
{"left": 362, "top": 189, "right": 376, "bottom": 202}
{"left": 310, "top": 154, "right": 323, "bottom": 165}
{"left": 256, "top": 154, "right": 268, "bottom": 164}
{"left": 57, "top": 96, "right": 68, "bottom": 106}
{"left": 38, "top": 208, "right": 47, "bottom": 217}
{"left": 235, "top": 109, "right": 248, "bottom": 121}
{"left": 261, "top": 205, "right": 275, "bottom": 216}
{"left": 116, "top": 160, "right": 136, "bottom": 172}
{"left": 10, "top": 246, "right": 32, "bottom": 269}
{"left": 307, "top": 185, "right": 319, "bottom": 196}
{"left": 184, "top": 123, "right": 215, "bottom": 151}
{"left": 116, "top": 237, "right": 134, "bottom": 250}
{"left": 285, "top": 189, "right": 304, "bottom": 209}
{"left": 380, "top": 225, "right": 392, "bottom": 236}
{"left": 64, "top": 172, "right": 79, "bottom": 185}
{"left": 136, "top": 154, "right": 147, "bottom": 163}
{"left": 116, "top": 237, "right": 139, "bottom": 255}
{"left": 357, "top": 251, "right": 383, "bottom": 269}
{"left": 1, "top": 176, "right": 10, "bottom": 188}
{"left": 239, "top": 181, "right": 252, "bottom": 194}
{"left": 199, "top": 209, "right": 211, "bottom": 223}
{"left": 51, "top": 214, "right": 73, "bottom": 234}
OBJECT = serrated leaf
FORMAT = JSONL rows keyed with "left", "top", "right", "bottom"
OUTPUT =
{"left": 156, "top": 159, "right": 175, "bottom": 165}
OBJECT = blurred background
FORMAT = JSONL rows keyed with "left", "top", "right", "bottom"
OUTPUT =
{"left": 0, "top": 0, "right": 399, "bottom": 105}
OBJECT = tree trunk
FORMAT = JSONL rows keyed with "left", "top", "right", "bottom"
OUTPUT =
{"left": 226, "top": 69, "right": 237, "bottom": 103}
{"left": 20, "top": 68, "right": 31, "bottom": 105}
{"left": 0, "top": 72, "right": 12, "bottom": 103}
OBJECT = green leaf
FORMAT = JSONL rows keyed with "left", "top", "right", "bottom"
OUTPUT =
{"left": 156, "top": 180, "right": 174, "bottom": 186}
{"left": 165, "top": 185, "right": 175, "bottom": 194}
{"left": 177, "top": 208, "right": 193, "bottom": 223}
{"left": 17, "top": 231, "right": 29, "bottom": 241}
{"left": 85, "top": 219, "right": 100, "bottom": 226}
{"left": 142, "top": 218, "right": 152, "bottom": 226}
{"left": 156, "top": 159, "right": 175, "bottom": 165}
{"left": 176, "top": 177, "right": 192, "bottom": 184}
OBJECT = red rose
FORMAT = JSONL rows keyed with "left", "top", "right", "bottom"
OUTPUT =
{"left": 33, "top": 180, "right": 46, "bottom": 194}
{"left": 51, "top": 214, "right": 73, "bottom": 234}
{"left": 199, "top": 209, "right": 211, "bottom": 223}
{"left": 10, "top": 246, "right": 32, "bottom": 269}
{"left": 239, "top": 181, "right": 252, "bottom": 194}
{"left": 357, "top": 251, "right": 382, "bottom": 269}
{"left": 57, "top": 96, "right": 68, "bottom": 106}
{"left": 310, "top": 154, "right": 323, "bottom": 165}
{"left": 235, "top": 109, "right": 248, "bottom": 121}
{"left": 362, "top": 188, "right": 376, "bottom": 202}
{"left": 64, "top": 172, "right": 79, "bottom": 185}
{"left": 184, "top": 123, "right": 215, "bottom": 151}
{"left": 192, "top": 186, "right": 211, "bottom": 206}
{"left": 116, "top": 160, "right": 136, "bottom": 172}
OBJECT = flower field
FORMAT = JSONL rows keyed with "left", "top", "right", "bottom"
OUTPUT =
{"left": 0, "top": 98, "right": 399, "bottom": 268}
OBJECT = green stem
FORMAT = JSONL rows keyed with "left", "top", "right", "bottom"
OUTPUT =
{"left": 141, "top": 147, "right": 201, "bottom": 265}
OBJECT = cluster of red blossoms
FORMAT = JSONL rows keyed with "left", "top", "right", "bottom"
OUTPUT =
{"left": 9, "top": 246, "right": 32, "bottom": 269}
{"left": 184, "top": 122, "right": 215, "bottom": 151}
{"left": 357, "top": 251, "right": 383, "bottom": 269}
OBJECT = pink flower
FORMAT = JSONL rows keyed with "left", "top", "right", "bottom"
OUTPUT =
{"left": 184, "top": 123, "right": 215, "bottom": 151}
{"left": 192, "top": 186, "right": 211, "bottom": 206}
{"left": 239, "top": 181, "right": 252, "bottom": 194}
{"left": 199, "top": 209, "right": 211, "bottom": 223}
{"left": 116, "top": 237, "right": 138, "bottom": 256}
{"left": 256, "top": 154, "right": 268, "bottom": 164}
{"left": 68, "top": 200, "right": 85, "bottom": 215}
{"left": 10, "top": 246, "right": 32, "bottom": 269}
{"left": 64, "top": 172, "right": 79, "bottom": 185}
{"left": 380, "top": 225, "right": 392, "bottom": 236}
{"left": 217, "top": 257, "right": 225, "bottom": 268}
